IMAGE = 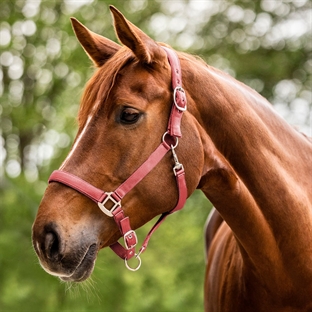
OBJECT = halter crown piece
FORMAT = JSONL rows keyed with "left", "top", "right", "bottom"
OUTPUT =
{"left": 48, "top": 47, "right": 188, "bottom": 271}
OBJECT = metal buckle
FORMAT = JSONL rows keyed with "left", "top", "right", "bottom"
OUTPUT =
{"left": 97, "top": 192, "right": 121, "bottom": 217}
{"left": 124, "top": 230, "right": 138, "bottom": 250}
{"left": 173, "top": 86, "right": 187, "bottom": 111}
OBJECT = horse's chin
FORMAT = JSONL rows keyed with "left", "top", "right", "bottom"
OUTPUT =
{"left": 63, "top": 244, "right": 98, "bottom": 282}
{"left": 41, "top": 244, "right": 98, "bottom": 283}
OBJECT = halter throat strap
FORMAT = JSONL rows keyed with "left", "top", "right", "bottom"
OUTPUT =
{"left": 48, "top": 47, "right": 187, "bottom": 271}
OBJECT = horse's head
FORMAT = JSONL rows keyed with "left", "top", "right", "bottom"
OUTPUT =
{"left": 32, "top": 6, "right": 206, "bottom": 281}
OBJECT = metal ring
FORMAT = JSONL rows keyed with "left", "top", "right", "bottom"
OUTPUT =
{"left": 162, "top": 131, "right": 178, "bottom": 149}
{"left": 124, "top": 254, "right": 142, "bottom": 272}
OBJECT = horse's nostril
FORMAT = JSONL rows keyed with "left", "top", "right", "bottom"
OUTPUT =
{"left": 45, "top": 231, "right": 60, "bottom": 260}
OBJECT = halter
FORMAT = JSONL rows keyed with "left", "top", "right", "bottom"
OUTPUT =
{"left": 48, "top": 47, "right": 187, "bottom": 271}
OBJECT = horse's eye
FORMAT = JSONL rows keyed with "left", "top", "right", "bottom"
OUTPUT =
{"left": 120, "top": 107, "right": 141, "bottom": 124}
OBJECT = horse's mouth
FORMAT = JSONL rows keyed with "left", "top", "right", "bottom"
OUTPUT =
{"left": 60, "top": 244, "right": 97, "bottom": 282}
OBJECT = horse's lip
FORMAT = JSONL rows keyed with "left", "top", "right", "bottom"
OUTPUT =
{"left": 60, "top": 244, "right": 97, "bottom": 282}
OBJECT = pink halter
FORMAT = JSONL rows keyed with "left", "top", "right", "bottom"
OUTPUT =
{"left": 48, "top": 47, "right": 188, "bottom": 271}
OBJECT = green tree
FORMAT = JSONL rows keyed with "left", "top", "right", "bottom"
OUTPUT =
{"left": 0, "top": 0, "right": 310, "bottom": 311}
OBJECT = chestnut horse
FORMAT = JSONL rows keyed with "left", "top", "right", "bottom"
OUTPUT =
{"left": 32, "top": 6, "right": 312, "bottom": 311}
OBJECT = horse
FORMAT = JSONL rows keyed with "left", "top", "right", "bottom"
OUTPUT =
{"left": 32, "top": 6, "right": 312, "bottom": 311}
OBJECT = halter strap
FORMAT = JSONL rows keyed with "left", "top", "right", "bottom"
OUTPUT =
{"left": 48, "top": 47, "right": 187, "bottom": 271}
{"left": 162, "top": 46, "right": 186, "bottom": 138}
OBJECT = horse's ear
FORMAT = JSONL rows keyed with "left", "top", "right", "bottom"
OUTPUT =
{"left": 70, "top": 17, "right": 120, "bottom": 67}
{"left": 109, "top": 6, "right": 164, "bottom": 64}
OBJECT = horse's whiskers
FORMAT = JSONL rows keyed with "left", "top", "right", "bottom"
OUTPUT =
{"left": 62, "top": 278, "right": 100, "bottom": 303}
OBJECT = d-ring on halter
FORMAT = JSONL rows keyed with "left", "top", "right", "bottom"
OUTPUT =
{"left": 48, "top": 46, "right": 188, "bottom": 271}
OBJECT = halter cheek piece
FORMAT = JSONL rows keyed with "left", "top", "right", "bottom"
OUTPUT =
{"left": 48, "top": 47, "right": 187, "bottom": 271}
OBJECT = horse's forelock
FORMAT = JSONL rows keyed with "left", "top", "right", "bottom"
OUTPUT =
{"left": 78, "top": 47, "right": 135, "bottom": 130}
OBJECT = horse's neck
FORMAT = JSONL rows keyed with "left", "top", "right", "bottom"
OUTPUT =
{"left": 187, "top": 62, "right": 312, "bottom": 285}
{"left": 195, "top": 66, "right": 312, "bottom": 205}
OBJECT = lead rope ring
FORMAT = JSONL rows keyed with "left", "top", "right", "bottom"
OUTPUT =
{"left": 125, "top": 254, "right": 142, "bottom": 271}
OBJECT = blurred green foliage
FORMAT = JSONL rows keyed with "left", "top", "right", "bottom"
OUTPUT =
{"left": 0, "top": 0, "right": 311, "bottom": 311}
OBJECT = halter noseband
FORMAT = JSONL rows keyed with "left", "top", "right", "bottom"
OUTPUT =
{"left": 48, "top": 47, "right": 187, "bottom": 271}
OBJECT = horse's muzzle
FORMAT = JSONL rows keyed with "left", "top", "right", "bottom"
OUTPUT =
{"left": 32, "top": 221, "right": 98, "bottom": 282}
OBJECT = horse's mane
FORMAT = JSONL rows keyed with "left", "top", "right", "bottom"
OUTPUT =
{"left": 78, "top": 47, "right": 135, "bottom": 130}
